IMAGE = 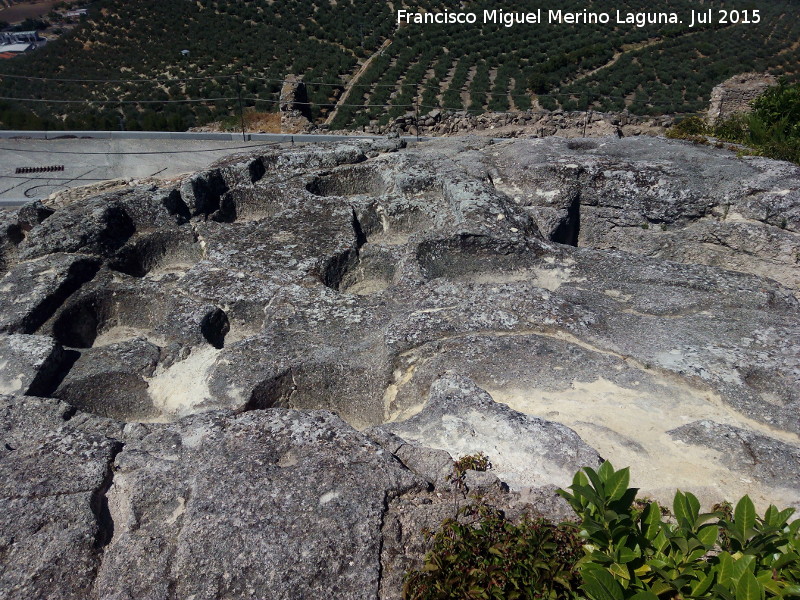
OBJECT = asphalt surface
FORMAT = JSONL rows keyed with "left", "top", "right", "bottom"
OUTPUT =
{"left": 0, "top": 137, "right": 290, "bottom": 204}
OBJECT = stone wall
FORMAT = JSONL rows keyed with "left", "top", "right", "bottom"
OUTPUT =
{"left": 707, "top": 72, "right": 777, "bottom": 122}
{"left": 279, "top": 74, "right": 313, "bottom": 133}
{"left": 336, "top": 109, "right": 673, "bottom": 138}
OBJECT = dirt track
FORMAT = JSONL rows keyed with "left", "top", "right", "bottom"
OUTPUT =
{"left": 0, "top": 0, "right": 80, "bottom": 23}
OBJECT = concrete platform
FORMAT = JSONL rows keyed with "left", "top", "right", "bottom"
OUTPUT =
{"left": 0, "top": 137, "right": 285, "bottom": 205}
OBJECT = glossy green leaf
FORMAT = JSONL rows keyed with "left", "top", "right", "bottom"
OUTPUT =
{"left": 735, "top": 495, "right": 757, "bottom": 533}
{"left": 641, "top": 502, "right": 661, "bottom": 540}
{"left": 609, "top": 562, "right": 630, "bottom": 581}
{"left": 573, "top": 484, "right": 605, "bottom": 510}
{"left": 605, "top": 467, "right": 630, "bottom": 502}
{"left": 697, "top": 524, "right": 719, "bottom": 548}
{"left": 736, "top": 571, "right": 764, "bottom": 600}
{"left": 617, "top": 545, "right": 641, "bottom": 565}
{"left": 713, "top": 582, "right": 737, "bottom": 600}
{"left": 652, "top": 529, "right": 669, "bottom": 553}
{"left": 783, "top": 584, "right": 800, "bottom": 596}
{"left": 691, "top": 571, "right": 716, "bottom": 596}
{"left": 731, "top": 555, "right": 756, "bottom": 585}
{"left": 775, "top": 507, "right": 796, "bottom": 528}
{"left": 629, "top": 591, "right": 660, "bottom": 600}
{"left": 650, "top": 581, "right": 674, "bottom": 596}
{"left": 717, "top": 552, "right": 735, "bottom": 587}
{"left": 771, "top": 551, "right": 800, "bottom": 570}
{"left": 581, "top": 567, "right": 624, "bottom": 600}
{"left": 584, "top": 467, "right": 606, "bottom": 498}
{"left": 598, "top": 460, "right": 615, "bottom": 482}
{"left": 674, "top": 490, "right": 691, "bottom": 527}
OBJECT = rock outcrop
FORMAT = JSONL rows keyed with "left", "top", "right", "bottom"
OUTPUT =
{"left": 0, "top": 135, "right": 799, "bottom": 598}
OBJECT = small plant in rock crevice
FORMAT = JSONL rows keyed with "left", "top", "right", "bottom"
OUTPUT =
{"left": 451, "top": 452, "right": 492, "bottom": 479}
{"left": 449, "top": 452, "right": 492, "bottom": 493}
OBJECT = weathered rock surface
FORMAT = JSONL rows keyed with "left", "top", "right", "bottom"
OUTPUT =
{"left": 379, "top": 375, "right": 601, "bottom": 490}
{"left": 0, "top": 135, "right": 799, "bottom": 597}
{"left": 0, "top": 394, "right": 436, "bottom": 599}
{"left": 669, "top": 420, "right": 800, "bottom": 497}
{"left": 96, "top": 409, "right": 423, "bottom": 600}
{"left": 0, "top": 334, "right": 64, "bottom": 396}
{"left": 0, "top": 253, "right": 100, "bottom": 334}
{"left": 338, "top": 108, "right": 671, "bottom": 139}
{"left": 0, "top": 395, "right": 123, "bottom": 600}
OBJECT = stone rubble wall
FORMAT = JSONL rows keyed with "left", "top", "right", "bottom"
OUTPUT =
{"left": 279, "top": 73, "right": 313, "bottom": 133}
{"left": 355, "top": 108, "right": 674, "bottom": 138}
{"left": 707, "top": 72, "right": 777, "bottom": 122}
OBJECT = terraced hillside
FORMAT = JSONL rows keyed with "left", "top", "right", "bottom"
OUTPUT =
{"left": 0, "top": 0, "right": 799, "bottom": 130}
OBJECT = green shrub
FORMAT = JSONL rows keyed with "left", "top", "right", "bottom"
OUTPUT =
{"left": 558, "top": 462, "right": 800, "bottom": 600}
{"left": 751, "top": 79, "right": 800, "bottom": 139}
{"left": 405, "top": 462, "right": 800, "bottom": 600}
{"left": 664, "top": 82, "right": 800, "bottom": 164}
{"left": 452, "top": 452, "right": 491, "bottom": 478}
{"left": 404, "top": 502, "right": 583, "bottom": 600}
{"left": 666, "top": 116, "right": 709, "bottom": 138}
{"left": 710, "top": 81, "right": 800, "bottom": 165}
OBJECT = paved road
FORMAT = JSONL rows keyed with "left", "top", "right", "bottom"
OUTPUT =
{"left": 0, "top": 131, "right": 426, "bottom": 205}
{"left": 0, "top": 138, "right": 289, "bottom": 204}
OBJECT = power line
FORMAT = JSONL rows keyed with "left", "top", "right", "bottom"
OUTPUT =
{"left": 0, "top": 94, "right": 422, "bottom": 109}
{"left": 0, "top": 95, "right": 243, "bottom": 104}
{"left": 0, "top": 72, "right": 239, "bottom": 83}
{"left": 0, "top": 73, "right": 710, "bottom": 122}
{"left": 0, "top": 71, "right": 712, "bottom": 104}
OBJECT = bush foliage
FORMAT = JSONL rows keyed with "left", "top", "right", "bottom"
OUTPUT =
{"left": 667, "top": 81, "right": 800, "bottom": 164}
{"left": 404, "top": 462, "right": 800, "bottom": 600}
{"left": 404, "top": 503, "right": 583, "bottom": 600}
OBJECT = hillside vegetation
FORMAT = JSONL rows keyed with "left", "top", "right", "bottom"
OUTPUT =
{"left": 0, "top": 0, "right": 799, "bottom": 130}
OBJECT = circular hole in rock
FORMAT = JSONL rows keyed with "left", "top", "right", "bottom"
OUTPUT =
{"left": 51, "top": 290, "right": 167, "bottom": 349}
{"left": 306, "top": 165, "right": 388, "bottom": 197}
{"left": 109, "top": 229, "right": 203, "bottom": 278}
{"left": 322, "top": 246, "right": 397, "bottom": 294}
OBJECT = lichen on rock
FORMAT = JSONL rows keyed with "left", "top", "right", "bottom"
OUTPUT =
{"left": 0, "top": 135, "right": 798, "bottom": 598}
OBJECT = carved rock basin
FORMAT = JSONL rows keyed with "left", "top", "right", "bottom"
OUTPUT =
{"left": 0, "top": 136, "right": 798, "bottom": 599}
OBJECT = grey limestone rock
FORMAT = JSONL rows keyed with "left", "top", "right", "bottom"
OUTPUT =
{"left": 0, "top": 252, "right": 100, "bottom": 334}
{"left": 52, "top": 337, "right": 161, "bottom": 421}
{"left": 669, "top": 420, "right": 800, "bottom": 505}
{"left": 0, "top": 333, "right": 64, "bottom": 396}
{"left": 380, "top": 374, "right": 601, "bottom": 490}
{"left": 0, "top": 395, "right": 123, "bottom": 600}
{"left": 1, "top": 136, "right": 800, "bottom": 597}
{"left": 94, "top": 409, "right": 423, "bottom": 600}
{"left": 18, "top": 196, "right": 136, "bottom": 261}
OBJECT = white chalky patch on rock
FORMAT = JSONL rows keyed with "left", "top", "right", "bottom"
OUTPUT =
{"left": 93, "top": 326, "right": 166, "bottom": 347}
{"left": 319, "top": 491, "right": 339, "bottom": 505}
{"left": 0, "top": 372, "right": 24, "bottom": 394}
{"left": 145, "top": 346, "right": 221, "bottom": 419}
{"left": 489, "top": 377, "right": 800, "bottom": 510}
{"left": 533, "top": 189, "right": 560, "bottom": 200}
